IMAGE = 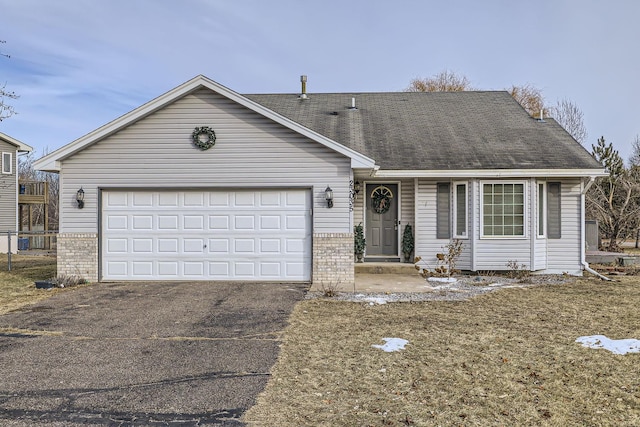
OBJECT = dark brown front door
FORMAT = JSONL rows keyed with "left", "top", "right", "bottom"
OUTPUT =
{"left": 365, "top": 184, "right": 398, "bottom": 256}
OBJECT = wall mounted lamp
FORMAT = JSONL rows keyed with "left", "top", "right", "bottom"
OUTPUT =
{"left": 354, "top": 180, "right": 361, "bottom": 195}
{"left": 76, "top": 187, "right": 85, "bottom": 209}
{"left": 325, "top": 186, "right": 333, "bottom": 208}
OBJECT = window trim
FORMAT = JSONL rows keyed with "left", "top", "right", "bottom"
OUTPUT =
{"left": 537, "top": 182, "right": 547, "bottom": 238}
{"left": 453, "top": 181, "right": 468, "bottom": 239}
{"left": 480, "top": 180, "right": 527, "bottom": 239}
{"left": 2, "top": 152, "right": 12, "bottom": 175}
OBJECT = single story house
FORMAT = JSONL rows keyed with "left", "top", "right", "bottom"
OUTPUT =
{"left": 0, "top": 132, "right": 33, "bottom": 253}
{"left": 34, "top": 75, "right": 605, "bottom": 285}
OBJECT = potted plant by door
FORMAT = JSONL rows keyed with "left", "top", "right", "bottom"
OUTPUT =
{"left": 402, "top": 223, "right": 414, "bottom": 262}
{"left": 354, "top": 223, "right": 366, "bottom": 263}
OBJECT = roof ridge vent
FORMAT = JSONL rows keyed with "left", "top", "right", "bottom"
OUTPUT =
{"left": 299, "top": 75, "right": 308, "bottom": 100}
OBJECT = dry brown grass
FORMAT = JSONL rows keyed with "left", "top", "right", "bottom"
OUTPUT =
{"left": 245, "top": 277, "right": 640, "bottom": 426}
{"left": 0, "top": 254, "right": 58, "bottom": 315}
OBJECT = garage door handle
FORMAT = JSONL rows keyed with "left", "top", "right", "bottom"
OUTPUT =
{"left": 203, "top": 244, "right": 207, "bottom": 249}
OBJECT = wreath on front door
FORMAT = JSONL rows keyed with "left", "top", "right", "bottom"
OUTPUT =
{"left": 371, "top": 186, "right": 394, "bottom": 214}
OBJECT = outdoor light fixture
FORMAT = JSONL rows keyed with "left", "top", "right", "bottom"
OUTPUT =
{"left": 76, "top": 187, "right": 85, "bottom": 209}
{"left": 325, "top": 186, "right": 333, "bottom": 208}
{"left": 354, "top": 181, "right": 361, "bottom": 195}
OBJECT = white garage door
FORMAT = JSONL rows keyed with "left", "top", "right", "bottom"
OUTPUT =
{"left": 101, "top": 189, "right": 311, "bottom": 281}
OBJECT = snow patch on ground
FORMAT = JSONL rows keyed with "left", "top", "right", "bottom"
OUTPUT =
{"left": 372, "top": 338, "right": 409, "bottom": 352}
{"left": 428, "top": 277, "right": 458, "bottom": 283}
{"left": 353, "top": 294, "right": 389, "bottom": 305}
{"left": 576, "top": 335, "right": 640, "bottom": 355}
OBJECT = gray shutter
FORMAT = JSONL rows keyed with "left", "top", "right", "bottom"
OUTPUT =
{"left": 437, "top": 183, "right": 451, "bottom": 239}
{"left": 547, "top": 182, "right": 561, "bottom": 239}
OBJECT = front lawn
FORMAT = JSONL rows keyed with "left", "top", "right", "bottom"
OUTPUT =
{"left": 0, "top": 254, "right": 58, "bottom": 315}
{"left": 245, "top": 277, "right": 640, "bottom": 426}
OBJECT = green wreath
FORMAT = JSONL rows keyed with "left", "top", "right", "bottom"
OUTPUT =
{"left": 371, "top": 186, "right": 393, "bottom": 214}
{"left": 191, "top": 126, "right": 216, "bottom": 150}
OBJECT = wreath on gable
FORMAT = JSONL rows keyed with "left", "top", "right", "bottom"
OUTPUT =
{"left": 191, "top": 126, "right": 216, "bottom": 150}
{"left": 371, "top": 186, "right": 394, "bottom": 214}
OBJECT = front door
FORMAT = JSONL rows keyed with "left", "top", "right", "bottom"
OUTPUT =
{"left": 365, "top": 184, "right": 398, "bottom": 257}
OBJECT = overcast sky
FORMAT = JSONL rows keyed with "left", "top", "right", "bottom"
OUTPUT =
{"left": 1, "top": 0, "right": 638, "bottom": 163}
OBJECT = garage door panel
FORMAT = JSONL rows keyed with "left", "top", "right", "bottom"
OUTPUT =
{"left": 209, "top": 261, "right": 230, "bottom": 276}
{"left": 132, "top": 239, "right": 153, "bottom": 253}
{"left": 102, "top": 189, "right": 311, "bottom": 281}
{"left": 209, "top": 215, "right": 229, "bottom": 230}
{"left": 158, "top": 215, "right": 178, "bottom": 230}
{"left": 184, "top": 215, "right": 204, "bottom": 229}
{"left": 260, "top": 262, "right": 281, "bottom": 277}
{"left": 209, "top": 238, "right": 230, "bottom": 253}
{"left": 132, "top": 192, "right": 153, "bottom": 207}
{"left": 260, "top": 191, "right": 281, "bottom": 206}
{"left": 183, "top": 239, "right": 206, "bottom": 253}
{"left": 158, "top": 262, "right": 178, "bottom": 276}
{"left": 107, "top": 192, "right": 128, "bottom": 207}
{"left": 260, "top": 215, "right": 281, "bottom": 230}
{"left": 132, "top": 215, "right": 153, "bottom": 230}
{"left": 107, "top": 216, "right": 128, "bottom": 230}
{"left": 105, "top": 261, "right": 128, "bottom": 277}
{"left": 260, "top": 239, "right": 281, "bottom": 253}
{"left": 158, "top": 238, "right": 178, "bottom": 253}
{"left": 184, "top": 192, "right": 205, "bottom": 207}
{"left": 234, "top": 192, "right": 255, "bottom": 207}
{"left": 107, "top": 239, "right": 128, "bottom": 253}
{"left": 234, "top": 216, "right": 255, "bottom": 230}
{"left": 184, "top": 262, "right": 205, "bottom": 276}
{"left": 158, "top": 192, "right": 179, "bottom": 206}
{"left": 132, "top": 262, "right": 153, "bottom": 276}
{"left": 286, "top": 262, "right": 305, "bottom": 277}
{"left": 286, "top": 215, "right": 307, "bottom": 230}
{"left": 235, "top": 262, "right": 255, "bottom": 276}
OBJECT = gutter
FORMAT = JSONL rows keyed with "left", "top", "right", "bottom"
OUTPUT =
{"left": 580, "top": 176, "right": 612, "bottom": 281}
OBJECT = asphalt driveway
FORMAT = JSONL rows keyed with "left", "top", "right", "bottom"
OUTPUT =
{"left": 0, "top": 281, "right": 308, "bottom": 426}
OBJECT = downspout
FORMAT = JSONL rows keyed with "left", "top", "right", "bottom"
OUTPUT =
{"left": 581, "top": 176, "right": 612, "bottom": 281}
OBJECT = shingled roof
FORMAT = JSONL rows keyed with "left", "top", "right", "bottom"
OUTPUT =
{"left": 245, "top": 91, "right": 601, "bottom": 171}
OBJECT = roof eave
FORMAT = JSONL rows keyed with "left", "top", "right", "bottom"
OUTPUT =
{"left": 0, "top": 132, "right": 33, "bottom": 152}
{"left": 372, "top": 168, "right": 608, "bottom": 178}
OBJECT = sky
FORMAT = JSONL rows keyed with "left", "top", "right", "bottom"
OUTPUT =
{"left": 1, "top": 0, "right": 639, "bottom": 163}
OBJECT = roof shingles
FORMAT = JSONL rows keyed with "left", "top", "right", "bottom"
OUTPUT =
{"left": 245, "top": 91, "right": 601, "bottom": 171}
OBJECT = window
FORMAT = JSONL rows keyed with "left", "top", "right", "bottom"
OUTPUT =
{"left": 2, "top": 152, "right": 12, "bottom": 174}
{"left": 537, "top": 183, "right": 546, "bottom": 237}
{"left": 436, "top": 182, "right": 450, "bottom": 239}
{"left": 454, "top": 182, "right": 467, "bottom": 238}
{"left": 547, "top": 182, "right": 561, "bottom": 239}
{"left": 482, "top": 182, "right": 525, "bottom": 237}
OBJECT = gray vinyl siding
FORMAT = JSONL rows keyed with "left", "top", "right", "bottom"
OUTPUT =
{"left": 59, "top": 88, "right": 351, "bottom": 233}
{"left": 399, "top": 179, "right": 415, "bottom": 240}
{"left": 415, "top": 178, "right": 583, "bottom": 273}
{"left": 546, "top": 180, "right": 582, "bottom": 274}
{"left": 0, "top": 142, "right": 16, "bottom": 232}
{"left": 415, "top": 179, "right": 471, "bottom": 270}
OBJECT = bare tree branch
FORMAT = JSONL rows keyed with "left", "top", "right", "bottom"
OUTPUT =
{"left": 405, "top": 70, "right": 474, "bottom": 92}
{"left": 551, "top": 98, "right": 588, "bottom": 145}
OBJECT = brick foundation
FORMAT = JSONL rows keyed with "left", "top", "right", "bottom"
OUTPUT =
{"left": 312, "top": 233, "right": 354, "bottom": 291}
{"left": 57, "top": 233, "right": 98, "bottom": 282}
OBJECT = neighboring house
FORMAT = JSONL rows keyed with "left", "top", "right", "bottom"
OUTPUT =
{"left": 34, "top": 75, "right": 605, "bottom": 284}
{"left": 0, "top": 132, "right": 33, "bottom": 253}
